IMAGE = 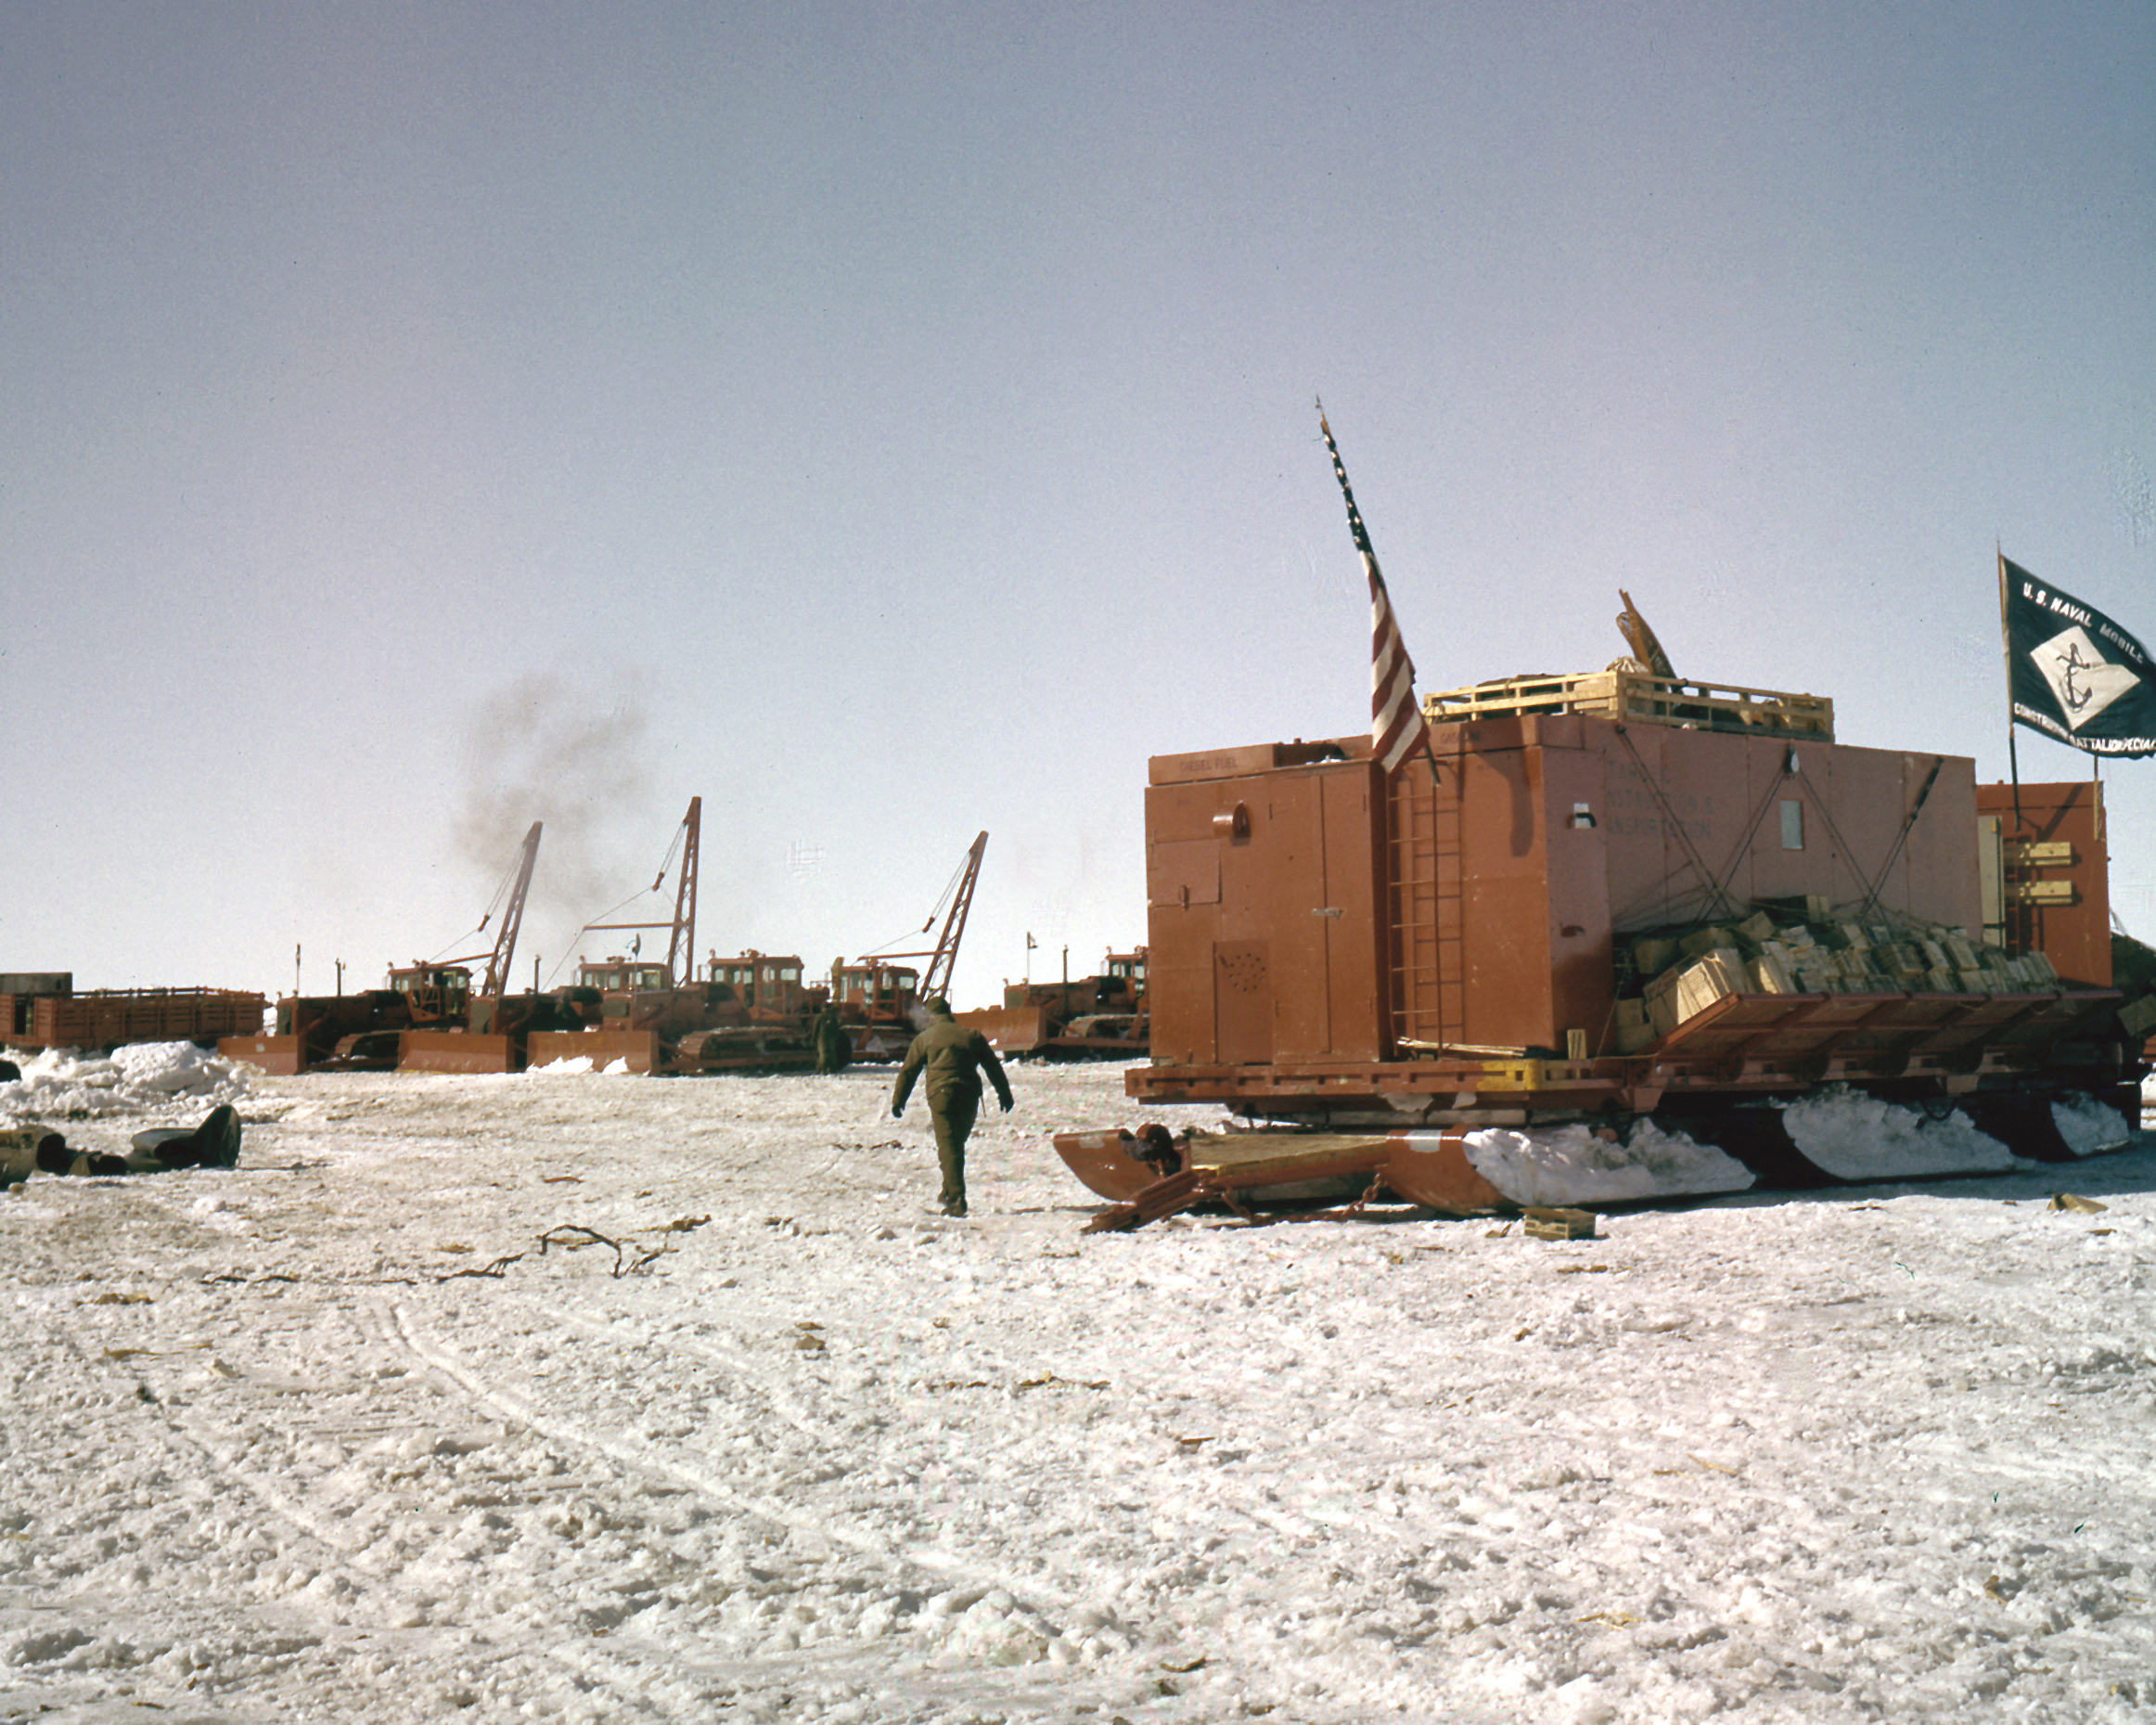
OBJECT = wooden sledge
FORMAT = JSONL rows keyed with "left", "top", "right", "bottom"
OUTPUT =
{"left": 1054, "top": 1125, "right": 1511, "bottom": 1232}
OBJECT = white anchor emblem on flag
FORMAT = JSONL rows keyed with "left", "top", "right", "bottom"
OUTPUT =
{"left": 2030, "top": 624, "right": 2142, "bottom": 730}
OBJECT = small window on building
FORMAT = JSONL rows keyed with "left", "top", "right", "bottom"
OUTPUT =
{"left": 1780, "top": 799, "right": 1804, "bottom": 850}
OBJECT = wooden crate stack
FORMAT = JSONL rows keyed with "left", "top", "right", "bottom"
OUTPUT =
{"left": 1621, "top": 906, "right": 2060, "bottom": 1049}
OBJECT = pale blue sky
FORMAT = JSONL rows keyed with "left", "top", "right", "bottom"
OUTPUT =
{"left": 5, "top": 2, "right": 2152, "bottom": 1001}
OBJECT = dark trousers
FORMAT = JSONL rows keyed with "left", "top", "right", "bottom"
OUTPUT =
{"left": 927, "top": 1086, "right": 979, "bottom": 1207}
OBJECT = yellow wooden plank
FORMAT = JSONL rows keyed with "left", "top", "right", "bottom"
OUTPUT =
{"left": 1186, "top": 1133, "right": 1392, "bottom": 1178}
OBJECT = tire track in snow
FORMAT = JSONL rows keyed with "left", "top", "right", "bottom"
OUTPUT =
{"left": 526, "top": 1296, "right": 840, "bottom": 1445}
{"left": 53, "top": 1294, "right": 396, "bottom": 1572}
{"left": 383, "top": 1295, "right": 1021, "bottom": 1601}
{"left": 95, "top": 1273, "right": 798, "bottom": 1723}
{"left": 513, "top": 1290, "right": 1189, "bottom": 1614}
{"left": 375, "top": 1294, "right": 1145, "bottom": 1715}
{"left": 29, "top": 1297, "right": 655, "bottom": 1725}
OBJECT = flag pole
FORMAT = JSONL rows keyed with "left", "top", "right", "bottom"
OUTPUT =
{"left": 1997, "top": 546, "right": 2024, "bottom": 831}
{"left": 1316, "top": 397, "right": 1440, "bottom": 784}
{"left": 1318, "top": 397, "right": 1438, "bottom": 1061}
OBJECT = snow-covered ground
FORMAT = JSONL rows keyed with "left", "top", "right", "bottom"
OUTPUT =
{"left": 4, "top": 1048, "right": 2155, "bottom": 1725}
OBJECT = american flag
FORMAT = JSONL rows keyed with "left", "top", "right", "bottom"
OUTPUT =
{"left": 1318, "top": 403, "right": 1426, "bottom": 774}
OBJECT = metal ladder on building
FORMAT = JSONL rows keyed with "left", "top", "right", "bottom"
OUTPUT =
{"left": 1387, "top": 766, "right": 1462, "bottom": 1046}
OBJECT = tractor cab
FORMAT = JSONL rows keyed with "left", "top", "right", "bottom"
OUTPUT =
{"left": 387, "top": 963, "right": 471, "bottom": 1027}
{"left": 706, "top": 951, "right": 824, "bottom": 1022}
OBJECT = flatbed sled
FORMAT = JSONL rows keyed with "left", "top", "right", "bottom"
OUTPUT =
{"left": 1127, "top": 985, "right": 2127, "bottom": 1120}
{"left": 1059, "top": 1126, "right": 1495, "bottom": 1230}
{"left": 1056, "top": 1118, "right": 1755, "bottom": 1230}
{"left": 1058, "top": 1070, "right": 2137, "bottom": 1230}
{"left": 6, "top": 982, "right": 265, "bottom": 1054}
{"left": 1072, "top": 622, "right": 2143, "bottom": 1224}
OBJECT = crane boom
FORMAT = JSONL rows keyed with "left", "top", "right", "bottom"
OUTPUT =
{"left": 580, "top": 797, "right": 701, "bottom": 987}
{"left": 480, "top": 821, "right": 544, "bottom": 1000}
{"left": 666, "top": 796, "right": 700, "bottom": 986}
{"left": 918, "top": 830, "right": 987, "bottom": 1004}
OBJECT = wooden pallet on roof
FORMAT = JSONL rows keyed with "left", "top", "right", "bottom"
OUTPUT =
{"left": 1422, "top": 668, "right": 1834, "bottom": 741}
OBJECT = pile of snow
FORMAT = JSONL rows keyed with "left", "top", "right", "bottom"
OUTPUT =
{"left": 1433, "top": 1088, "right": 2137, "bottom": 1208}
{"left": 0, "top": 1040, "right": 252, "bottom": 1121}
{"left": 2056, "top": 1090, "right": 2137, "bottom": 1155}
{"left": 1444, "top": 1086, "right": 2133, "bottom": 1205}
{"left": 524, "top": 1055, "right": 635, "bottom": 1075}
{"left": 1782, "top": 1085, "right": 2028, "bottom": 1179}
{"left": 1458, "top": 1117, "right": 1755, "bottom": 1204}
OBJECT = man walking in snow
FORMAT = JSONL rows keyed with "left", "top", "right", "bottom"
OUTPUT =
{"left": 890, "top": 998, "right": 1011, "bottom": 1217}
{"left": 811, "top": 1002, "right": 852, "bottom": 1074}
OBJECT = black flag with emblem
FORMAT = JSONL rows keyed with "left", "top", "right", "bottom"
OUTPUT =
{"left": 2003, "top": 557, "right": 2156, "bottom": 757}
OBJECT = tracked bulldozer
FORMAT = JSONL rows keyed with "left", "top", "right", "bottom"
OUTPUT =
{"left": 219, "top": 821, "right": 557, "bottom": 1075}
{"left": 959, "top": 947, "right": 1148, "bottom": 1057}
